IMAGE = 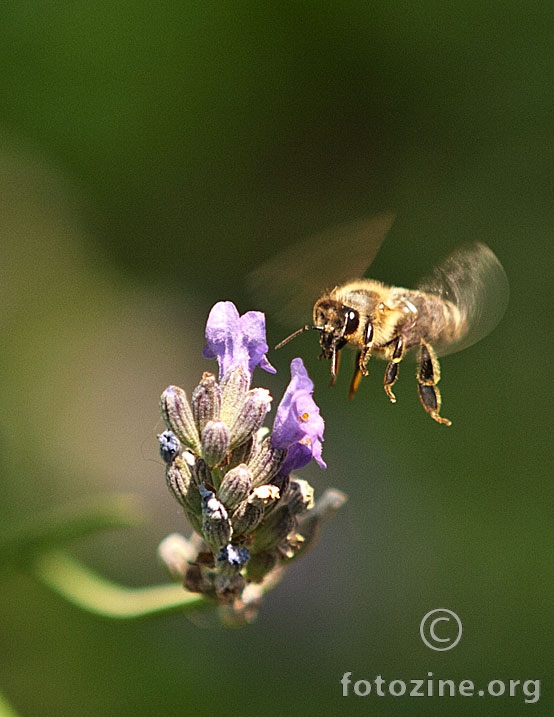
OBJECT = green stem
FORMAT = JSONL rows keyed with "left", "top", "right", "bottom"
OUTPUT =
{"left": 0, "top": 494, "right": 144, "bottom": 572}
{"left": 33, "top": 550, "right": 210, "bottom": 619}
{"left": 0, "top": 691, "right": 20, "bottom": 717}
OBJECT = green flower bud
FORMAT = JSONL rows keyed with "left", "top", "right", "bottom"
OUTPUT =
{"left": 217, "top": 464, "right": 253, "bottom": 509}
{"left": 220, "top": 364, "right": 249, "bottom": 424}
{"left": 250, "top": 506, "right": 295, "bottom": 553}
{"left": 247, "top": 436, "right": 286, "bottom": 487}
{"left": 190, "top": 456, "right": 210, "bottom": 486}
{"left": 201, "top": 419, "right": 230, "bottom": 467}
{"left": 231, "top": 499, "right": 264, "bottom": 535}
{"left": 192, "top": 372, "right": 222, "bottom": 433}
{"left": 203, "top": 516, "right": 233, "bottom": 550}
{"left": 227, "top": 435, "right": 254, "bottom": 470}
{"left": 229, "top": 388, "right": 272, "bottom": 449}
{"left": 165, "top": 457, "right": 201, "bottom": 515}
{"left": 200, "top": 485, "right": 233, "bottom": 549}
{"left": 160, "top": 385, "right": 202, "bottom": 454}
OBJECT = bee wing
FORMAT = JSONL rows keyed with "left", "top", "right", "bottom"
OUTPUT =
{"left": 248, "top": 212, "right": 395, "bottom": 326}
{"left": 416, "top": 242, "right": 509, "bottom": 357}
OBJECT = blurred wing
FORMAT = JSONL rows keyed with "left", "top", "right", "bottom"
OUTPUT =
{"left": 248, "top": 212, "right": 395, "bottom": 326}
{"left": 417, "top": 242, "right": 509, "bottom": 357}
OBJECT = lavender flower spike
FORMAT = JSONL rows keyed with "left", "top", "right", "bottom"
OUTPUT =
{"left": 203, "top": 301, "right": 276, "bottom": 380}
{"left": 159, "top": 303, "right": 345, "bottom": 625}
{"left": 272, "top": 358, "right": 326, "bottom": 474}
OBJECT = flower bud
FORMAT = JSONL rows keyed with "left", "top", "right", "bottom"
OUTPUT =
{"left": 190, "top": 456, "right": 210, "bottom": 486}
{"left": 200, "top": 485, "right": 233, "bottom": 549}
{"left": 202, "top": 517, "right": 233, "bottom": 551}
{"left": 231, "top": 499, "right": 264, "bottom": 535}
{"left": 160, "top": 385, "right": 202, "bottom": 454}
{"left": 229, "top": 388, "right": 272, "bottom": 449}
{"left": 157, "top": 430, "right": 181, "bottom": 464}
{"left": 220, "top": 364, "right": 250, "bottom": 424}
{"left": 227, "top": 436, "right": 254, "bottom": 470}
{"left": 217, "top": 464, "right": 253, "bottom": 509}
{"left": 250, "top": 506, "right": 295, "bottom": 553}
{"left": 165, "top": 457, "right": 201, "bottom": 515}
{"left": 247, "top": 436, "right": 286, "bottom": 486}
{"left": 201, "top": 419, "right": 230, "bottom": 467}
{"left": 192, "top": 372, "right": 221, "bottom": 433}
{"left": 200, "top": 484, "right": 227, "bottom": 517}
{"left": 157, "top": 301, "right": 347, "bottom": 621}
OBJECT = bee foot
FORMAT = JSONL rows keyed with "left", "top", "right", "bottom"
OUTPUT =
{"left": 430, "top": 411, "right": 452, "bottom": 427}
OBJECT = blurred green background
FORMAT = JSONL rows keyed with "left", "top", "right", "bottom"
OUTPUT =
{"left": 1, "top": 2, "right": 552, "bottom": 715}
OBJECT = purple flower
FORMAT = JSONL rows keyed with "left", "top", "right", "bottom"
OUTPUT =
{"left": 203, "top": 301, "right": 276, "bottom": 380}
{"left": 272, "top": 358, "right": 326, "bottom": 474}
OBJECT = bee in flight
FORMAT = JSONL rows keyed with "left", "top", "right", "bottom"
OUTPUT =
{"left": 250, "top": 213, "right": 509, "bottom": 426}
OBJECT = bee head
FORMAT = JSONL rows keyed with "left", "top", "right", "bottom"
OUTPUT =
{"left": 274, "top": 298, "right": 360, "bottom": 367}
{"left": 313, "top": 298, "right": 359, "bottom": 359}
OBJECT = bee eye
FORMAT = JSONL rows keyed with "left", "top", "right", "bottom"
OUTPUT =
{"left": 344, "top": 309, "right": 359, "bottom": 335}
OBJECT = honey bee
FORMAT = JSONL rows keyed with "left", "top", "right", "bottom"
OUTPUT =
{"left": 250, "top": 213, "right": 509, "bottom": 425}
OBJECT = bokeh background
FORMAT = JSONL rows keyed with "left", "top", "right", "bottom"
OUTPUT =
{"left": 1, "top": 2, "right": 552, "bottom": 715}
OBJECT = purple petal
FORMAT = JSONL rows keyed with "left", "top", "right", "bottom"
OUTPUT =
{"left": 240, "top": 311, "right": 276, "bottom": 377}
{"left": 271, "top": 358, "right": 326, "bottom": 473}
{"left": 202, "top": 301, "right": 275, "bottom": 380}
{"left": 202, "top": 301, "right": 240, "bottom": 376}
{"left": 279, "top": 442, "right": 312, "bottom": 475}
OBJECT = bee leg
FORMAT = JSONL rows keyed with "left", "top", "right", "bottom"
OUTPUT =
{"left": 348, "top": 351, "right": 363, "bottom": 400}
{"left": 383, "top": 336, "right": 404, "bottom": 403}
{"left": 348, "top": 324, "right": 374, "bottom": 399}
{"left": 417, "top": 340, "right": 452, "bottom": 426}
{"left": 329, "top": 346, "right": 341, "bottom": 387}
{"left": 358, "top": 321, "right": 374, "bottom": 377}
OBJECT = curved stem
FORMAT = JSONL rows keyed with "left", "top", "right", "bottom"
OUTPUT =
{"left": 33, "top": 550, "right": 210, "bottom": 619}
{"left": 0, "top": 494, "right": 144, "bottom": 572}
{"left": 0, "top": 692, "right": 20, "bottom": 717}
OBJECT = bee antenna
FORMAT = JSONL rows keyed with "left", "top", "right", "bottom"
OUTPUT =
{"left": 275, "top": 325, "right": 322, "bottom": 350}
